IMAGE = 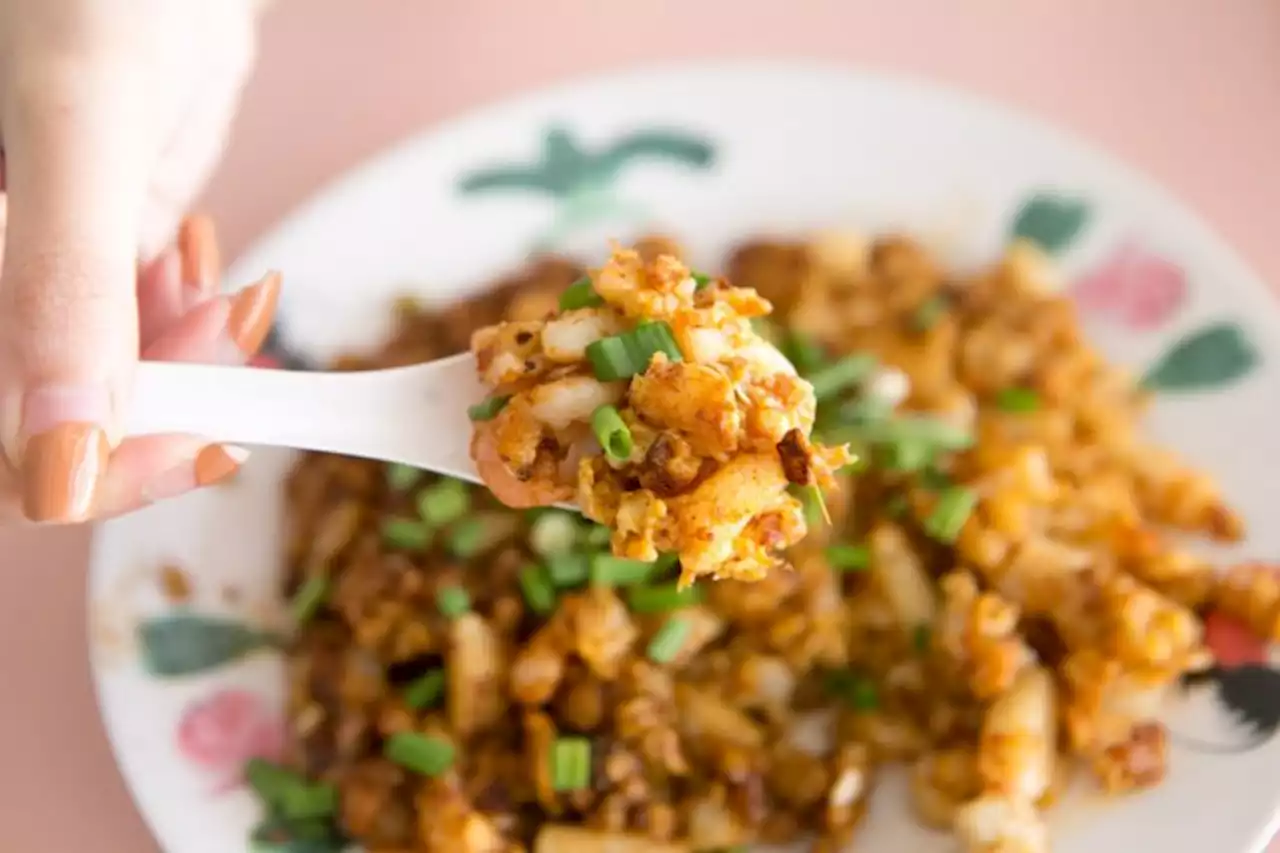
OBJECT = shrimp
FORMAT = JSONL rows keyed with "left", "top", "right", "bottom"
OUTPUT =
{"left": 470, "top": 423, "right": 572, "bottom": 509}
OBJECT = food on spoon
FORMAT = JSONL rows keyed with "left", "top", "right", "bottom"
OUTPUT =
{"left": 468, "top": 246, "right": 853, "bottom": 587}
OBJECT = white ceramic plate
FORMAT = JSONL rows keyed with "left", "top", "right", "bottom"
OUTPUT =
{"left": 90, "top": 61, "right": 1280, "bottom": 853}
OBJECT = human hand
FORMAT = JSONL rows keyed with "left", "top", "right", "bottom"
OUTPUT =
{"left": 0, "top": 0, "right": 272, "bottom": 524}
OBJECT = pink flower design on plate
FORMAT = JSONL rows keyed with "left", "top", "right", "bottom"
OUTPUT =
{"left": 1070, "top": 241, "right": 1187, "bottom": 329}
{"left": 176, "top": 688, "right": 284, "bottom": 793}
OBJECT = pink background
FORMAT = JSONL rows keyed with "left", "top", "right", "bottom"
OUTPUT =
{"left": 3, "top": 1, "right": 1280, "bottom": 850}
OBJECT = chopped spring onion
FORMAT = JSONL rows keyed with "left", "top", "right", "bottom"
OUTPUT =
{"left": 692, "top": 271, "right": 712, "bottom": 290}
{"left": 245, "top": 759, "right": 338, "bottom": 820}
{"left": 403, "top": 669, "right": 446, "bottom": 710}
{"left": 651, "top": 551, "right": 680, "bottom": 578}
{"left": 518, "top": 565, "right": 558, "bottom": 615}
{"left": 385, "top": 462, "right": 421, "bottom": 491}
{"left": 381, "top": 517, "right": 432, "bottom": 551}
{"left": 792, "top": 483, "right": 829, "bottom": 526}
{"left": 646, "top": 617, "right": 691, "bottom": 663}
{"left": 550, "top": 737, "right": 592, "bottom": 792}
{"left": 291, "top": 576, "right": 329, "bottom": 625}
{"left": 924, "top": 485, "right": 978, "bottom": 543}
{"left": 627, "top": 582, "right": 705, "bottom": 613}
{"left": 783, "top": 332, "right": 827, "bottom": 376}
{"left": 529, "top": 510, "right": 580, "bottom": 558}
{"left": 591, "top": 404, "right": 634, "bottom": 462}
{"left": 881, "top": 439, "right": 934, "bottom": 473}
{"left": 559, "top": 275, "right": 603, "bottom": 310}
{"left": 913, "top": 624, "right": 932, "bottom": 654}
{"left": 837, "top": 394, "right": 895, "bottom": 426}
{"left": 825, "top": 544, "right": 870, "bottom": 572}
{"left": 545, "top": 553, "right": 590, "bottom": 588}
{"left": 580, "top": 523, "right": 613, "bottom": 550}
{"left": 995, "top": 387, "right": 1040, "bottom": 413}
{"left": 807, "top": 353, "right": 878, "bottom": 401}
{"left": 436, "top": 586, "right": 471, "bottom": 618}
{"left": 910, "top": 295, "right": 949, "bottom": 332}
{"left": 448, "top": 516, "right": 491, "bottom": 558}
{"left": 589, "top": 554, "right": 656, "bottom": 587}
{"left": 467, "top": 394, "right": 511, "bottom": 422}
{"left": 852, "top": 414, "right": 973, "bottom": 452}
{"left": 418, "top": 478, "right": 471, "bottom": 527}
{"left": 824, "top": 670, "right": 879, "bottom": 711}
{"left": 585, "top": 321, "right": 683, "bottom": 381}
{"left": 919, "top": 466, "right": 953, "bottom": 491}
{"left": 384, "top": 732, "right": 455, "bottom": 777}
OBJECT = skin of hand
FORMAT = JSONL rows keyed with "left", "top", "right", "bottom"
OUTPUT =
{"left": 0, "top": 0, "right": 274, "bottom": 524}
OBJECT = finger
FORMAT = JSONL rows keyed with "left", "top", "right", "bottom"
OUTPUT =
{"left": 136, "top": 248, "right": 183, "bottom": 352}
{"left": 93, "top": 433, "right": 248, "bottom": 517}
{"left": 142, "top": 271, "right": 281, "bottom": 364}
{"left": 0, "top": 62, "right": 153, "bottom": 523}
{"left": 136, "top": 215, "right": 224, "bottom": 352}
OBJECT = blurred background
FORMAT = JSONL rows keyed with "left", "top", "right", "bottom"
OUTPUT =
{"left": 3, "top": 1, "right": 1280, "bottom": 850}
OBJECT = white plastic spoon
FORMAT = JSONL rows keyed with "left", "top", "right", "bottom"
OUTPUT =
{"left": 125, "top": 354, "right": 490, "bottom": 483}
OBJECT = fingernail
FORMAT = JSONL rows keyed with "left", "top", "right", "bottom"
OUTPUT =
{"left": 140, "top": 444, "right": 249, "bottom": 505}
{"left": 195, "top": 444, "right": 249, "bottom": 486}
{"left": 16, "top": 385, "right": 114, "bottom": 523}
{"left": 178, "top": 215, "right": 221, "bottom": 302}
{"left": 227, "top": 272, "right": 282, "bottom": 355}
{"left": 22, "top": 425, "right": 110, "bottom": 522}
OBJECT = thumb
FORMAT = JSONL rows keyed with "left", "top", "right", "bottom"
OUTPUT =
{"left": 0, "top": 65, "right": 151, "bottom": 522}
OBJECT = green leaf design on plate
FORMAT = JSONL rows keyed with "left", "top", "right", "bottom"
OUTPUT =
{"left": 457, "top": 125, "right": 715, "bottom": 200}
{"left": 137, "top": 613, "right": 283, "bottom": 677}
{"left": 1011, "top": 192, "right": 1090, "bottom": 254}
{"left": 1142, "top": 321, "right": 1259, "bottom": 392}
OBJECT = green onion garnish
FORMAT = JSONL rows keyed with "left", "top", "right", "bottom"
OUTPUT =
{"left": 824, "top": 671, "right": 879, "bottom": 711}
{"left": 437, "top": 586, "right": 471, "bottom": 618}
{"left": 244, "top": 759, "right": 339, "bottom": 820}
{"left": 529, "top": 510, "right": 580, "bottom": 558}
{"left": 585, "top": 321, "right": 683, "bottom": 381}
{"left": 627, "top": 582, "right": 705, "bottom": 613}
{"left": 807, "top": 353, "right": 878, "bottom": 401}
{"left": 403, "top": 669, "right": 446, "bottom": 709}
{"left": 792, "top": 483, "right": 828, "bottom": 526}
{"left": 448, "top": 517, "right": 488, "bottom": 558}
{"left": 651, "top": 551, "right": 680, "bottom": 578}
{"left": 913, "top": 624, "right": 932, "bottom": 654}
{"left": 995, "top": 387, "right": 1040, "bottom": 413}
{"left": 923, "top": 485, "right": 978, "bottom": 543}
{"left": 580, "top": 523, "right": 613, "bottom": 550}
{"left": 418, "top": 478, "right": 471, "bottom": 527}
{"left": 910, "top": 295, "right": 948, "bottom": 332}
{"left": 825, "top": 544, "right": 870, "bottom": 572}
{"left": 589, "top": 554, "right": 656, "bottom": 587}
{"left": 836, "top": 394, "right": 895, "bottom": 426}
{"left": 384, "top": 732, "right": 455, "bottom": 777}
{"left": 841, "top": 414, "right": 972, "bottom": 452}
{"left": 591, "top": 404, "right": 634, "bottom": 462}
{"left": 545, "top": 553, "right": 590, "bottom": 588}
{"left": 782, "top": 332, "right": 827, "bottom": 376}
{"left": 518, "top": 565, "right": 558, "bottom": 615}
{"left": 467, "top": 395, "right": 511, "bottom": 422}
{"left": 291, "top": 576, "right": 329, "bottom": 625}
{"left": 381, "top": 517, "right": 432, "bottom": 551}
{"left": 385, "top": 462, "right": 421, "bottom": 491}
{"left": 646, "top": 617, "right": 691, "bottom": 663}
{"left": 919, "top": 466, "right": 953, "bottom": 491}
{"left": 692, "top": 271, "right": 712, "bottom": 290}
{"left": 550, "top": 736, "right": 592, "bottom": 792}
{"left": 881, "top": 439, "right": 934, "bottom": 473}
{"left": 559, "top": 275, "right": 603, "bottom": 310}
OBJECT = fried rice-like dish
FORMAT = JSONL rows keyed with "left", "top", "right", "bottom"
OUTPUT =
{"left": 255, "top": 232, "right": 1266, "bottom": 853}
{"left": 467, "top": 246, "right": 852, "bottom": 587}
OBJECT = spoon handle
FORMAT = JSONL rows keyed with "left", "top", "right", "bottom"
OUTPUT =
{"left": 126, "top": 355, "right": 486, "bottom": 480}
